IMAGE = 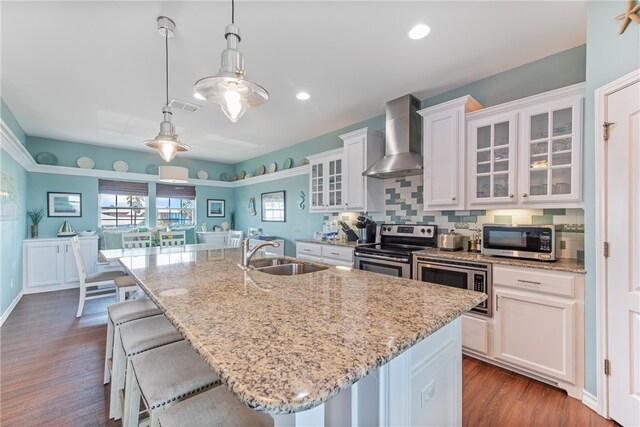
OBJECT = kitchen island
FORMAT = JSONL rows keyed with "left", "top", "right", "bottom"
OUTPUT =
{"left": 118, "top": 247, "right": 486, "bottom": 426}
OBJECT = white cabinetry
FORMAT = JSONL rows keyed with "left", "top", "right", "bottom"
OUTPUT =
{"left": 196, "top": 231, "right": 228, "bottom": 245}
{"left": 296, "top": 242, "right": 354, "bottom": 267}
{"left": 340, "top": 128, "right": 385, "bottom": 212}
{"left": 308, "top": 149, "right": 345, "bottom": 213}
{"left": 465, "top": 83, "right": 584, "bottom": 208}
{"left": 463, "top": 264, "right": 584, "bottom": 398}
{"left": 419, "top": 96, "right": 482, "bottom": 211}
{"left": 23, "top": 236, "right": 98, "bottom": 293}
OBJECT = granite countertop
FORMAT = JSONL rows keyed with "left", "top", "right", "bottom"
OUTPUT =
{"left": 295, "top": 238, "right": 362, "bottom": 248}
{"left": 413, "top": 248, "right": 586, "bottom": 274}
{"left": 120, "top": 248, "right": 485, "bottom": 414}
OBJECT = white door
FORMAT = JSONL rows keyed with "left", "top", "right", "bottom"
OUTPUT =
{"left": 26, "top": 242, "right": 62, "bottom": 288}
{"left": 63, "top": 240, "right": 95, "bottom": 284}
{"left": 604, "top": 79, "right": 640, "bottom": 427}
{"left": 343, "top": 135, "right": 365, "bottom": 211}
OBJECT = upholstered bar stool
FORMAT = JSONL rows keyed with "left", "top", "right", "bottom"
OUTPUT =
{"left": 114, "top": 275, "right": 139, "bottom": 302}
{"left": 123, "top": 341, "right": 221, "bottom": 427}
{"left": 110, "top": 315, "right": 184, "bottom": 420}
{"left": 104, "top": 299, "right": 162, "bottom": 385}
{"left": 158, "top": 386, "right": 273, "bottom": 427}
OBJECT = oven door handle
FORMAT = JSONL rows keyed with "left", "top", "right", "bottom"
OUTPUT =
{"left": 354, "top": 252, "right": 409, "bottom": 263}
{"left": 416, "top": 262, "right": 485, "bottom": 275}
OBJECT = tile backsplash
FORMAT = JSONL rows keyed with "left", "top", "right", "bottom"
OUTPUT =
{"left": 323, "top": 175, "right": 584, "bottom": 260}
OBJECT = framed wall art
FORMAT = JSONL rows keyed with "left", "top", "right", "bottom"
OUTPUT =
{"left": 47, "top": 192, "right": 82, "bottom": 217}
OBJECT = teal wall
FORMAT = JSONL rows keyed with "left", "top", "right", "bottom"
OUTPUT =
{"left": 1, "top": 98, "right": 27, "bottom": 145}
{"left": 26, "top": 172, "right": 235, "bottom": 238}
{"left": 234, "top": 175, "right": 324, "bottom": 257}
{"left": 27, "top": 136, "right": 234, "bottom": 179}
{"left": 583, "top": 1, "right": 640, "bottom": 396}
{"left": 0, "top": 98, "right": 28, "bottom": 318}
{"left": 422, "top": 45, "right": 587, "bottom": 108}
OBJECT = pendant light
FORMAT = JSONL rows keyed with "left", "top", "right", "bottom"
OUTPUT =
{"left": 193, "top": 0, "right": 269, "bottom": 123}
{"left": 145, "top": 16, "right": 190, "bottom": 162}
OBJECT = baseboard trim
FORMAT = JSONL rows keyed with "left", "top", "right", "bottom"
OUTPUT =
{"left": 0, "top": 290, "right": 24, "bottom": 327}
{"left": 582, "top": 389, "right": 598, "bottom": 413}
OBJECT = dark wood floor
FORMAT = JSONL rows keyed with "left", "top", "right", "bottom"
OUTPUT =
{"left": 1, "top": 289, "right": 617, "bottom": 427}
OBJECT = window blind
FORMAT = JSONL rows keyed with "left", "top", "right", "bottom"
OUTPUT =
{"left": 156, "top": 183, "right": 196, "bottom": 199}
{"left": 98, "top": 179, "right": 149, "bottom": 196}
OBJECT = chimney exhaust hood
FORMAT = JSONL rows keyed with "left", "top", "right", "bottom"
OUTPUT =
{"left": 363, "top": 94, "right": 423, "bottom": 179}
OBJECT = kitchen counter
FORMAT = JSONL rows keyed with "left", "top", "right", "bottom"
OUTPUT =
{"left": 413, "top": 248, "right": 586, "bottom": 274}
{"left": 295, "top": 238, "right": 362, "bottom": 248}
{"left": 119, "top": 248, "right": 485, "bottom": 416}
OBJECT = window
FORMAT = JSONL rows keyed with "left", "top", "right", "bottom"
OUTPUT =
{"left": 98, "top": 180, "right": 148, "bottom": 227}
{"left": 156, "top": 183, "right": 196, "bottom": 228}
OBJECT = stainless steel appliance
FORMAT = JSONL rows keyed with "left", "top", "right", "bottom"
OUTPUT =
{"left": 482, "top": 224, "right": 557, "bottom": 261}
{"left": 438, "top": 230, "right": 464, "bottom": 251}
{"left": 414, "top": 256, "right": 492, "bottom": 317}
{"left": 354, "top": 224, "right": 437, "bottom": 278}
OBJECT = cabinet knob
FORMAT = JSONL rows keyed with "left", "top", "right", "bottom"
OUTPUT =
{"left": 509, "top": 194, "right": 514, "bottom": 198}
{"left": 522, "top": 193, "right": 528, "bottom": 198}
{"left": 451, "top": 196, "right": 456, "bottom": 201}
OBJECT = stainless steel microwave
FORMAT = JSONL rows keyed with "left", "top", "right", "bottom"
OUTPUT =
{"left": 482, "top": 224, "right": 557, "bottom": 261}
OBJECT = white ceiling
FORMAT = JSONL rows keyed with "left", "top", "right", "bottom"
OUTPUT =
{"left": 1, "top": 1, "right": 586, "bottom": 164}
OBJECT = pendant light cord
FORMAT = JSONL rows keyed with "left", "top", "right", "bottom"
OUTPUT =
{"left": 165, "top": 29, "right": 169, "bottom": 107}
{"left": 231, "top": 0, "right": 235, "bottom": 24}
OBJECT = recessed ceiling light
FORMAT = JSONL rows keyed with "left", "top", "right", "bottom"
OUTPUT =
{"left": 193, "top": 91, "right": 206, "bottom": 101}
{"left": 408, "top": 24, "right": 430, "bottom": 40}
{"left": 296, "top": 92, "right": 310, "bottom": 101}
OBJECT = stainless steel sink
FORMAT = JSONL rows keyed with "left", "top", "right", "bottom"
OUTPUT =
{"left": 254, "top": 263, "right": 328, "bottom": 276}
{"left": 249, "top": 258, "right": 291, "bottom": 269}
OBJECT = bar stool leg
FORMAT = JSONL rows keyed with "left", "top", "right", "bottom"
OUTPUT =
{"left": 104, "top": 317, "right": 114, "bottom": 384}
{"left": 109, "top": 335, "right": 127, "bottom": 420}
{"left": 123, "top": 358, "right": 141, "bottom": 427}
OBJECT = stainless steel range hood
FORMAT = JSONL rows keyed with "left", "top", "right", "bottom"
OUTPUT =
{"left": 363, "top": 94, "right": 423, "bottom": 179}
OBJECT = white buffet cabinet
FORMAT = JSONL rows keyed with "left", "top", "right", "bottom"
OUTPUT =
{"left": 296, "top": 241, "right": 354, "bottom": 267}
{"left": 461, "top": 264, "right": 585, "bottom": 398}
{"left": 22, "top": 236, "right": 99, "bottom": 294}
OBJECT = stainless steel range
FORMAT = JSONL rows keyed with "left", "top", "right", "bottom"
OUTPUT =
{"left": 354, "top": 224, "right": 437, "bottom": 278}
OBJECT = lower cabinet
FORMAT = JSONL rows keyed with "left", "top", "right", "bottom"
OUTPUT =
{"left": 462, "top": 264, "right": 584, "bottom": 398}
{"left": 23, "top": 236, "right": 98, "bottom": 293}
{"left": 296, "top": 242, "right": 354, "bottom": 267}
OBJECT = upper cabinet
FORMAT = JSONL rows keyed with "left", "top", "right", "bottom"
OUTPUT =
{"left": 467, "top": 111, "right": 518, "bottom": 205}
{"left": 308, "top": 148, "right": 345, "bottom": 212}
{"left": 309, "top": 128, "right": 384, "bottom": 213}
{"left": 465, "top": 83, "right": 584, "bottom": 208}
{"left": 340, "top": 128, "right": 384, "bottom": 212}
{"left": 419, "top": 96, "right": 483, "bottom": 211}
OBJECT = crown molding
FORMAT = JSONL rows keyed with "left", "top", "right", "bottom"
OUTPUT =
{"left": 1, "top": 118, "right": 308, "bottom": 188}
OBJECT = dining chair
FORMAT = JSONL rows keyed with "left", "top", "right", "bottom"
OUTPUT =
{"left": 227, "top": 230, "right": 243, "bottom": 248}
{"left": 159, "top": 231, "right": 186, "bottom": 247}
{"left": 158, "top": 386, "right": 273, "bottom": 427}
{"left": 70, "top": 236, "right": 125, "bottom": 317}
{"left": 122, "top": 231, "right": 153, "bottom": 249}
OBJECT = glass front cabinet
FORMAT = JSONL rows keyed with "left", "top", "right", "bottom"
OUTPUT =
{"left": 308, "top": 148, "right": 345, "bottom": 212}
{"left": 519, "top": 95, "right": 582, "bottom": 204}
{"left": 467, "top": 112, "right": 518, "bottom": 205}
{"left": 466, "top": 86, "right": 583, "bottom": 207}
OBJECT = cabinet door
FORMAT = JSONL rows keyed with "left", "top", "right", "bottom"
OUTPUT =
{"left": 326, "top": 155, "right": 344, "bottom": 210}
{"left": 343, "top": 135, "right": 365, "bottom": 211}
{"left": 424, "top": 108, "right": 463, "bottom": 209}
{"left": 493, "top": 288, "right": 575, "bottom": 383}
{"left": 63, "top": 239, "right": 96, "bottom": 284}
{"left": 25, "top": 242, "right": 63, "bottom": 289}
{"left": 309, "top": 161, "right": 325, "bottom": 212}
{"left": 468, "top": 112, "right": 518, "bottom": 205}
{"left": 519, "top": 96, "right": 582, "bottom": 204}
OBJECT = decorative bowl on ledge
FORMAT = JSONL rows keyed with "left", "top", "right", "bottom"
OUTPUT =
{"left": 79, "top": 230, "right": 96, "bottom": 237}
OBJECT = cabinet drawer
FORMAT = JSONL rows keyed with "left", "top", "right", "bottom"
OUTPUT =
{"left": 322, "top": 246, "right": 354, "bottom": 261}
{"left": 461, "top": 315, "right": 488, "bottom": 355}
{"left": 493, "top": 265, "right": 576, "bottom": 298}
{"left": 296, "top": 243, "right": 322, "bottom": 257}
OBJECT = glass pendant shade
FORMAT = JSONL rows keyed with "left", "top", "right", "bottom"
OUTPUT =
{"left": 144, "top": 108, "right": 190, "bottom": 162}
{"left": 194, "top": 24, "right": 268, "bottom": 122}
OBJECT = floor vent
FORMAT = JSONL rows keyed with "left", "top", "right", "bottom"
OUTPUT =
{"left": 169, "top": 98, "right": 202, "bottom": 113}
